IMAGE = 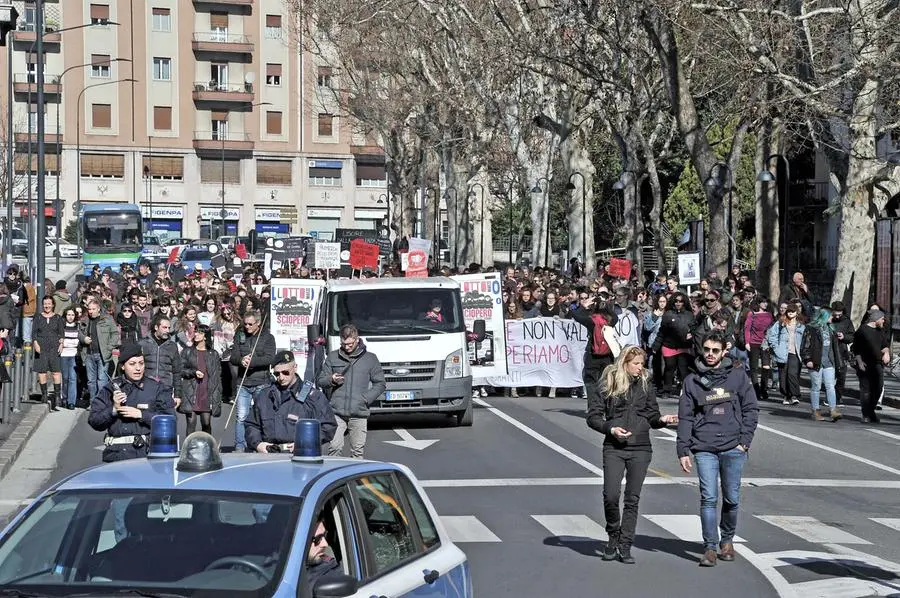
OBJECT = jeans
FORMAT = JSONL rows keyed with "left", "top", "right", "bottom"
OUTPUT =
{"left": 809, "top": 366, "right": 836, "bottom": 411}
{"left": 111, "top": 498, "right": 131, "bottom": 542}
{"left": 60, "top": 356, "right": 77, "bottom": 408}
{"left": 85, "top": 353, "right": 110, "bottom": 403}
{"left": 602, "top": 448, "right": 652, "bottom": 549}
{"left": 234, "top": 384, "right": 263, "bottom": 452}
{"left": 694, "top": 447, "right": 747, "bottom": 550}
{"left": 328, "top": 416, "right": 368, "bottom": 458}
{"left": 21, "top": 316, "right": 33, "bottom": 344}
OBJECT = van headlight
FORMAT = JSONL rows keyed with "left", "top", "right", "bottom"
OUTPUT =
{"left": 444, "top": 350, "right": 464, "bottom": 379}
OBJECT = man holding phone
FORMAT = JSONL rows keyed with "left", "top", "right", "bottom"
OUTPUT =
{"left": 319, "top": 324, "right": 385, "bottom": 459}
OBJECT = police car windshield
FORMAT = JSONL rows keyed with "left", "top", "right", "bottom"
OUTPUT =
{"left": 328, "top": 288, "right": 465, "bottom": 336}
{"left": 0, "top": 491, "right": 299, "bottom": 596}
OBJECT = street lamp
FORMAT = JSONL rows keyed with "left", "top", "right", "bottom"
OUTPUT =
{"left": 758, "top": 154, "right": 791, "bottom": 284}
{"left": 531, "top": 177, "right": 550, "bottom": 267}
{"left": 704, "top": 162, "right": 734, "bottom": 271}
{"left": 613, "top": 171, "right": 639, "bottom": 264}
{"left": 3, "top": 5, "right": 18, "bottom": 260}
{"left": 566, "top": 172, "right": 586, "bottom": 271}
{"left": 219, "top": 101, "right": 270, "bottom": 238}
{"left": 469, "top": 183, "right": 485, "bottom": 266}
{"left": 507, "top": 186, "right": 514, "bottom": 266}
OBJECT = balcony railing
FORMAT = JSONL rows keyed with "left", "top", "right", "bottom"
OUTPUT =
{"left": 14, "top": 131, "right": 63, "bottom": 144}
{"left": 192, "top": 81, "right": 254, "bottom": 103}
{"left": 191, "top": 32, "right": 254, "bottom": 54}
{"left": 193, "top": 81, "right": 253, "bottom": 94}
{"left": 13, "top": 73, "right": 62, "bottom": 94}
{"left": 12, "top": 23, "right": 62, "bottom": 43}
{"left": 192, "top": 131, "right": 254, "bottom": 152}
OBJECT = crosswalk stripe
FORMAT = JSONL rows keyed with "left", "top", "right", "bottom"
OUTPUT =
{"left": 871, "top": 518, "right": 900, "bottom": 532}
{"left": 440, "top": 516, "right": 501, "bottom": 543}
{"left": 788, "top": 577, "right": 895, "bottom": 598}
{"left": 756, "top": 515, "right": 871, "bottom": 545}
{"left": 643, "top": 514, "right": 745, "bottom": 543}
{"left": 531, "top": 515, "right": 608, "bottom": 542}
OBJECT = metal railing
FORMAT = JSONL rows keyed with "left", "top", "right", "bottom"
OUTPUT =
{"left": 192, "top": 32, "right": 252, "bottom": 45}
{"left": 192, "top": 81, "right": 253, "bottom": 94}
{"left": 193, "top": 130, "right": 251, "bottom": 142}
{"left": 14, "top": 73, "right": 61, "bottom": 85}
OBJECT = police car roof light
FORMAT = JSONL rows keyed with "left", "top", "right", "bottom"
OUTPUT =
{"left": 176, "top": 431, "right": 224, "bottom": 472}
{"left": 292, "top": 419, "right": 323, "bottom": 463}
{"left": 148, "top": 414, "right": 178, "bottom": 458}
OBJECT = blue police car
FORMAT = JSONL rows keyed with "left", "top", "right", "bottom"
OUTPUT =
{"left": 0, "top": 418, "right": 472, "bottom": 597}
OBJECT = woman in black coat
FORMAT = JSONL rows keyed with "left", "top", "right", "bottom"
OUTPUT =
{"left": 179, "top": 324, "right": 222, "bottom": 435}
{"left": 587, "top": 345, "right": 678, "bottom": 564}
{"left": 32, "top": 295, "right": 64, "bottom": 411}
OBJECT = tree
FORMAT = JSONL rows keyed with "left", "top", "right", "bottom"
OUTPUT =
{"left": 63, "top": 219, "right": 78, "bottom": 244}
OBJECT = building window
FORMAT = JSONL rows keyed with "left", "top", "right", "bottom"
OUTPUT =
{"left": 266, "top": 111, "right": 282, "bottom": 135}
{"left": 317, "top": 113, "right": 334, "bottom": 137}
{"left": 91, "top": 104, "right": 112, "bottom": 129}
{"left": 90, "top": 3, "right": 110, "bottom": 25}
{"left": 80, "top": 153, "right": 125, "bottom": 178}
{"left": 316, "top": 66, "right": 332, "bottom": 88}
{"left": 152, "top": 57, "right": 171, "bottom": 81}
{"left": 211, "top": 113, "right": 228, "bottom": 140}
{"left": 15, "top": 153, "right": 59, "bottom": 176}
{"left": 265, "top": 63, "right": 282, "bottom": 86}
{"left": 257, "top": 160, "right": 292, "bottom": 185}
{"left": 91, "top": 54, "right": 111, "bottom": 78}
{"left": 356, "top": 164, "right": 386, "bottom": 187}
{"left": 265, "top": 14, "right": 282, "bottom": 39}
{"left": 153, "top": 106, "right": 172, "bottom": 131}
{"left": 210, "top": 12, "right": 228, "bottom": 40}
{"left": 200, "top": 158, "right": 240, "bottom": 183}
{"left": 151, "top": 7, "right": 171, "bottom": 32}
{"left": 142, "top": 155, "right": 183, "bottom": 180}
{"left": 309, "top": 165, "right": 341, "bottom": 187}
{"left": 211, "top": 63, "right": 228, "bottom": 89}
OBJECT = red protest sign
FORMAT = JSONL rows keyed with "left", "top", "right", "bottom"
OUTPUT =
{"left": 234, "top": 243, "right": 248, "bottom": 260}
{"left": 166, "top": 246, "right": 181, "bottom": 265}
{"left": 405, "top": 249, "right": 428, "bottom": 278}
{"left": 349, "top": 239, "right": 380, "bottom": 270}
{"left": 608, "top": 257, "right": 632, "bottom": 279}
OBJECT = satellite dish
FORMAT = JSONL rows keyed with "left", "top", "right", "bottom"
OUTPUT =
{"left": 208, "top": 244, "right": 220, "bottom": 254}
{"left": 245, "top": 72, "right": 255, "bottom": 85}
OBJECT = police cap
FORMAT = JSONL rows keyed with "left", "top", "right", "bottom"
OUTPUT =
{"left": 273, "top": 350, "right": 295, "bottom": 366}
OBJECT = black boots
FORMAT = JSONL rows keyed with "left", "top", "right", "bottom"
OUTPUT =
{"left": 618, "top": 546, "right": 635, "bottom": 564}
{"left": 42, "top": 382, "right": 58, "bottom": 412}
{"left": 602, "top": 531, "right": 620, "bottom": 561}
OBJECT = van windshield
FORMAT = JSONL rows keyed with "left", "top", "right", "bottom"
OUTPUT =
{"left": 328, "top": 288, "right": 464, "bottom": 336}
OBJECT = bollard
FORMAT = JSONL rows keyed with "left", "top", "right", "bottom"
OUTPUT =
{"left": 0, "top": 357, "right": 9, "bottom": 425}
{"left": 22, "top": 342, "right": 33, "bottom": 400}
{"left": 12, "top": 348, "right": 23, "bottom": 413}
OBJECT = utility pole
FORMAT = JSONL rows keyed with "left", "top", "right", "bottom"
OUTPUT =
{"left": 35, "top": 0, "right": 46, "bottom": 300}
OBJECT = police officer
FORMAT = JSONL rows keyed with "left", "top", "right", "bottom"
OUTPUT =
{"left": 245, "top": 350, "right": 337, "bottom": 453}
{"left": 88, "top": 343, "right": 177, "bottom": 463}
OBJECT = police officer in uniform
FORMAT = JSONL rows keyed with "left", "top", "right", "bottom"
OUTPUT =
{"left": 245, "top": 350, "right": 337, "bottom": 453}
{"left": 88, "top": 343, "right": 177, "bottom": 462}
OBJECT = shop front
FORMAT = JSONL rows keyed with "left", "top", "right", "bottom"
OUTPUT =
{"left": 306, "top": 207, "right": 342, "bottom": 241}
{"left": 199, "top": 206, "right": 241, "bottom": 238}
{"left": 353, "top": 208, "right": 388, "bottom": 230}
{"left": 255, "top": 207, "right": 289, "bottom": 235}
{"left": 141, "top": 205, "right": 184, "bottom": 243}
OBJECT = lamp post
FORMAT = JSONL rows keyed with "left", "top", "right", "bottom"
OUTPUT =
{"left": 704, "top": 162, "right": 734, "bottom": 271}
{"left": 508, "top": 186, "right": 514, "bottom": 266}
{"left": 429, "top": 186, "right": 440, "bottom": 265}
{"left": 566, "top": 172, "right": 586, "bottom": 269}
{"left": 613, "top": 170, "right": 638, "bottom": 264}
{"left": 2, "top": 4, "right": 18, "bottom": 260}
{"left": 219, "top": 101, "right": 270, "bottom": 238}
{"left": 758, "top": 154, "right": 791, "bottom": 284}
{"left": 530, "top": 177, "right": 550, "bottom": 267}
{"left": 444, "top": 187, "right": 458, "bottom": 269}
{"left": 469, "top": 183, "right": 485, "bottom": 266}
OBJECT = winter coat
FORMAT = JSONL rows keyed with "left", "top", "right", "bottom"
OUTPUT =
{"left": 52, "top": 290, "right": 73, "bottom": 316}
{"left": 244, "top": 376, "right": 337, "bottom": 449}
{"left": 179, "top": 346, "right": 223, "bottom": 416}
{"left": 79, "top": 314, "right": 120, "bottom": 363}
{"left": 644, "top": 312, "right": 662, "bottom": 349}
{"left": 587, "top": 378, "right": 666, "bottom": 451}
{"left": 744, "top": 311, "right": 774, "bottom": 347}
{"left": 652, "top": 309, "right": 694, "bottom": 352}
{"left": 132, "top": 306, "right": 153, "bottom": 338}
{"left": 830, "top": 315, "right": 855, "bottom": 360}
{"left": 764, "top": 320, "right": 805, "bottom": 364}
{"left": 138, "top": 335, "right": 183, "bottom": 398}
{"left": 230, "top": 328, "right": 277, "bottom": 388}
{"left": 0, "top": 295, "right": 16, "bottom": 331}
{"left": 800, "top": 325, "right": 843, "bottom": 371}
{"left": 318, "top": 341, "right": 386, "bottom": 418}
{"left": 676, "top": 358, "right": 758, "bottom": 457}
{"left": 116, "top": 313, "right": 141, "bottom": 345}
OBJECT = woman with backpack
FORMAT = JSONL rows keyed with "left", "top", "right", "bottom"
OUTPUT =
{"left": 651, "top": 292, "right": 694, "bottom": 399}
{"left": 744, "top": 297, "right": 775, "bottom": 401}
{"left": 765, "top": 303, "right": 805, "bottom": 405}
{"left": 572, "top": 295, "right": 620, "bottom": 403}
{"left": 800, "top": 308, "right": 842, "bottom": 422}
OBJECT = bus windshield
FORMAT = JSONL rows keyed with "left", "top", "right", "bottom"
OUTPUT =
{"left": 83, "top": 212, "right": 142, "bottom": 254}
{"left": 327, "top": 288, "right": 465, "bottom": 336}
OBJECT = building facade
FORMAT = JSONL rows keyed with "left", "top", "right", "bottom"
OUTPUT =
{"left": 3, "top": 0, "right": 389, "bottom": 243}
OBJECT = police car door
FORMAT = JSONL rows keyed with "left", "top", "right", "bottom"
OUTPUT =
{"left": 348, "top": 472, "right": 470, "bottom": 598}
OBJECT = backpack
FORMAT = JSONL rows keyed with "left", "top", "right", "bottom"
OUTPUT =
{"left": 591, "top": 314, "right": 612, "bottom": 355}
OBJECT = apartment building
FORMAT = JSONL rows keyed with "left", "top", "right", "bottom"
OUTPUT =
{"left": 2, "top": 0, "right": 389, "bottom": 243}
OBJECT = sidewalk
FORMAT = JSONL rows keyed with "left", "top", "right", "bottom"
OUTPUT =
{"left": 0, "top": 260, "right": 83, "bottom": 480}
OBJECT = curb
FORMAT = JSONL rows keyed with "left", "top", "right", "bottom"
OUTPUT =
{"left": 0, "top": 403, "right": 48, "bottom": 479}
{"left": 885, "top": 396, "right": 900, "bottom": 410}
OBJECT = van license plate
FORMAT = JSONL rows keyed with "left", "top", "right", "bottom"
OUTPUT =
{"left": 386, "top": 391, "right": 415, "bottom": 401}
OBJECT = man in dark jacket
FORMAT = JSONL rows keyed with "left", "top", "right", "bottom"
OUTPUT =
{"left": 138, "top": 314, "right": 183, "bottom": 404}
{"left": 319, "top": 324, "right": 385, "bottom": 459}
{"left": 779, "top": 271, "right": 813, "bottom": 315}
{"left": 829, "top": 301, "right": 855, "bottom": 404}
{"left": 245, "top": 350, "right": 336, "bottom": 453}
{"left": 230, "top": 310, "right": 277, "bottom": 451}
{"left": 0, "top": 285, "right": 15, "bottom": 332}
{"left": 676, "top": 331, "right": 758, "bottom": 568}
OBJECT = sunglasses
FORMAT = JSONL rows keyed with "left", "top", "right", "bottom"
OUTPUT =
{"left": 273, "top": 369, "right": 292, "bottom": 377}
{"left": 311, "top": 533, "right": 327, "bottom": 546}
{"left": 705, "top": 298, "right": 717, "bottom": 303}
{"left": 702, "top": 347, "right": 723, "bottom": 354}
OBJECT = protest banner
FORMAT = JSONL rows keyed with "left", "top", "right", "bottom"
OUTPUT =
{"left": 452, "top": 273, "right": 508, "bottom": 377}
{"left": 349, "top": 239, "right": 380, "bottom": 270}
{"left": 407, "top": 236, "right": 431, "bottom": 255}
{"left": 406, "top": 250, "right": 428, "bottom": 277}
{"left": 677, "top": 251, "right": 701, "bottom": 285}
{"left": 269, "top": 279, "right": 326, "bottom": 376}
{"left": 608, "top": 257, "right": 632, "bottom": 279}
{"left": 313, "top": 242, "right": 341, "bottom": 270}
{"left": 481, "top": 317, "right": 587, "bottom": 388}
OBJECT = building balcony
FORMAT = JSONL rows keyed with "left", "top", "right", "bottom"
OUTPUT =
{"left": 192, "top": 81, "right": 255, "bottom": 104}
{"left": 11, "top": 23, "right": 62, "bottom": 47}
{"left": 14, "top": 131, "right": 63, "bottom": 146}
{"left": 13, "top": 74, "right": 62, "bottom": 98}
{"left": 191, "top": 32, "right": 253, "bottom": 57}
{"left": 193, "top": 131, "right": 254, "bottom": 154}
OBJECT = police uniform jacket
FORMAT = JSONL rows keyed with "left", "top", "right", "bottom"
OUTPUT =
{"left": 88, "top": 375, "right": 176, "bottom": 462}
{"left": 244, "top": 376, "right": 337, "bottom": 449}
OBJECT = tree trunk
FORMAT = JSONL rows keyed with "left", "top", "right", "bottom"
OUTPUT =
{"left": 560, "top": 138, "right": 596, "bottom": 275}
{"left": 754, "top": 118, "right": 782, "bottom": 302}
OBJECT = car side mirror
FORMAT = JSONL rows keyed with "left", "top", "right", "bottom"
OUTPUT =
{"left": 313, "top": 573, "right": 359, "bottom": 597}
{"left": 472, "top": 319, "right": 486, "bottom": 342}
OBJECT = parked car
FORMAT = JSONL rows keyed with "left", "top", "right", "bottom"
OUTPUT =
{"left": 0, "top": 228, "right": 28, "bottom": 256}
{"left": 46, "top": 239, "right": 81, "bottom": 258}
{"left": 141, "top": 234, "right": 170, "bottom": 262}
{"left": 179, "top": 246, "right": 214, "bottom": 272}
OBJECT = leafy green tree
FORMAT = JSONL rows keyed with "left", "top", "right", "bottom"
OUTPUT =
{"left": 63, "top": 219, "right": 79, "bottom": 244}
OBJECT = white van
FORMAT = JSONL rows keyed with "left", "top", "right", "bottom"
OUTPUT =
{"left": 0, "top": 228, "right": 28, "bottom": 256}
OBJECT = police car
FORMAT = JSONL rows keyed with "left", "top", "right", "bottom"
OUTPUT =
{"left": 0, "top": 418, "right": 472, "bottom": 598}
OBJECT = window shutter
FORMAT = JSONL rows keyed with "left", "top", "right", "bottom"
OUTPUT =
{"left": 200, "top": 158, "right": 241, "bottom": 183}
{"left": 81, "top": 153, "right": 124, "bottom": 177}
{"left": 266, "top": 111, "right": 282, "bottom": 135}
{"left": 266, "top": 14, "right": 281, "bottom": 27}
{"left": 210, "top": 12, "right": 228, "bottom": 28}
{"left": 90, "top": 4, "right": 110, "bottom": 19}
{"left": 309, "top": 167, "right": 341, "bottom": 178}
{"left": 266, "top": 63, "right": 282, "bottom": 77}
{"left": 152, "top": 7, "right": 169, "bottom": 16}
{"left": 25, "top": 52, "right": 45, "bottom": 64}
{"left": 153, "top": 106, "right": 172, "bottom": 130}
{"left": 92, "top": 104, "right": 111, "bottom": 128}
{"left": 257, "top": 160, "right": 292, "bottom": 185}
{"left": 317, "top": 113, "right": 333, "bottom": 136}
{"left": 356, "top": 165, "right": 385, "bottom": 181}
{"left": 15, "top": 153, "right": 58, "bottom": 175}
{"left": 143, "top": 155, "right": 184, "bottom": 178}
{"left": 91, "top": 54, "right": 111, "bottom": 66}
{"left": 210, "top": 111, "right": 228, "bottom": 122}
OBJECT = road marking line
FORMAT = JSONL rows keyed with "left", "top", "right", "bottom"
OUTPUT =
{"left": 531, "top": 514, "right": 608, "bottom": 542}
{"left": 787, "top": 577, "right": 893, "bottom": 598}
{"left": 0, "top": 499, "right": 32, "bottom": 506}
{"left": 732, "top": 544, "right": 799, "bottom": 598}
{"left": 756, "top": 515, "right": 871, "bottom": 545}
{"left": 870, "top": 518, "right": 900, "bottom": 532}
{"left": 643, "top": 514, "right": 745, "bottom": 543}
{"left": 757, "top": 423, "right": 900, "bottom": 476}
{"left": 418, "top": 477, "right": 900, "bottom": 488}
{"left": 421, "top": 477, "right": 603, "bottom": 488}
{"left": 440, "top": 516, "right": 501, "bottom": 543}
{"left": 473, "top": 398, "right": 604, "bottom": 477}
{"left": 868, "top": 428, "right": 900, "bottom": 442}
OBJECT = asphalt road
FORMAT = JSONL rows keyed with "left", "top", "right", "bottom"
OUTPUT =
{"left": 1, "top": 391, "right": 899, "bottom": 598}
